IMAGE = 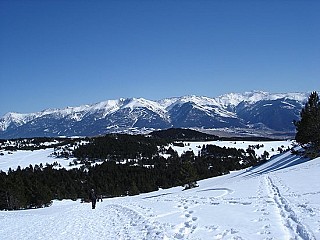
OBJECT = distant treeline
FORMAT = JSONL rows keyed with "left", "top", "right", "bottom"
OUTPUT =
{"left": 0, "top": 129, "right": 269, "bottom": 210}
{"left": 0, "top": 137, "right": 76, "bottom": 152}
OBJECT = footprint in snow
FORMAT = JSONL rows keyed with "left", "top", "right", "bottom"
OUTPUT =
{"left": 205, "top": 225, "right": 218, "bottom": 232}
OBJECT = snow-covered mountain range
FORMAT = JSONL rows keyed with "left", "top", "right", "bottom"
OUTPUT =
{"left": 0, "top": 91, "right": 309, "bottom": 139}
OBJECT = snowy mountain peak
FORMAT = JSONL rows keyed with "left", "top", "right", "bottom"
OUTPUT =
{"left": 160, "top": 95, "right": 221, "bottom": 112}
{"left": 0, "top": 112, "right": 36, "bottom": 131}
{"left": 215, "top": 90, "right": 309, "bottom": 107}
{"left": 123, "top": 97, "right": 158, "bottom": 109}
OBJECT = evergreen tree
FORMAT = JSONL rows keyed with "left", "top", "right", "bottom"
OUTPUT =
{"left": 180, "top": 161, "right": 198, "bottom": 190}
{"left": 128, "top": 181, "right": 140, "bottom": 196}
{"left": 294, "top": 91, "right": 320, "bottom": 157}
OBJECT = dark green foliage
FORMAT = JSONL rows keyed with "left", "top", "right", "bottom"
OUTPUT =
{"left": 150, "top": 128, "right": 219, "bottom": 141}
{"left": 180, "top": 160, "right": 198, "bottom": 190}
{"left": 73, "top": 134, "right": 169, "bottom": 161}
{"left": 294, "top": 91, "right": 320, "bottom": 157}
{"left": 0, "top": 137, "right": 79, "bottom": 151}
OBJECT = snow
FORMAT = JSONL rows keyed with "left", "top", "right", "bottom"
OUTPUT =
{"left": 0, "top": 112, "right": 37, "bottom": 131}
{"left": 1, "top": 141, "right": 320, "bottom": 239}
{"left": 215, "top": 91, "right": 308, "bottom": 107}
{"left": 0, "top": 149, "right": 76, "bottom": 171}
{"left": 123, "top": 98, "right": 169, "bottom": 120}
{"left": 169, "top": 140, "right": 294, "bottom": 158}
{"left": 0, "top": 154, "right": 319, "bottom": 239}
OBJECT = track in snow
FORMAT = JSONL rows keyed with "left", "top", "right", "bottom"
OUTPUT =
{"left": 0, "top": 202, "right": 166, "bottom": 240}
{"left": 101, "top": 204, "right": 164, "bottom": 239}
{"left": 265, "top": 175, "right": 315, "bottom": 240}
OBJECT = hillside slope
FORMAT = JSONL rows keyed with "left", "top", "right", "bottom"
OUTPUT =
{"left": 0, "top": 150, "right": 319, "bottom": 239}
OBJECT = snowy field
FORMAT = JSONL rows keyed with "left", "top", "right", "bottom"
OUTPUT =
{"left": 0, "top": 140, "right": 293, "bottom": 172}
{"left": 169, "top": 140, "right": 293, "bottom": 157}
{"left": 0, "top": 148, "right": 76, "bottom": 172}
{"left": 0, "top": 143, "right": 320, "bottom": 239}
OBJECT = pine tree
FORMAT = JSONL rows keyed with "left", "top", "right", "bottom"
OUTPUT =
{"left": 180, "top": 161, "right": 198, "bottom": 190}
{"left": 128, "top": 181, "right": 140, "bottom": 196}
{"left": 294, "top": 91, "right": 320, "bottom": 157}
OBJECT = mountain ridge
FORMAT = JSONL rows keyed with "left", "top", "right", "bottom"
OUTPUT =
{"left": 0, "top": 91, "right": 309, "bottom": 139}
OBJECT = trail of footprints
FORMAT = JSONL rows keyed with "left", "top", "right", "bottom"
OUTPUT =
{"left": 251, "top": 174, "right": 316, "bottom": 239}
{"left": 175, "top": 199, "right": 198, "bottom": 239}
{"left": 252, "top": 176, "right": 274, "bottom": 237}
{"left": 174, "top": 198, "right": 242, "bottom": 239}
{"left": 266, "top": 175, "right": 316, "bottom": 239}
{"left": 103, "top": 204, "right": 165, "bottom": 239}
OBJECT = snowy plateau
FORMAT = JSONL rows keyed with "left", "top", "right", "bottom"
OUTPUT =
{"left": 1, "top": 140, "right": 320, "bottom": 239}
{"left": 0, "top": 91, "right": 309, "bottom": 139}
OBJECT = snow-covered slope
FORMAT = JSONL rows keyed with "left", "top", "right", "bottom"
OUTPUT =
{"left": 0, "top": 91, "right": 309, "bottom": 138}
{"left": 215, "top": 91, "right": 308, "bottom": 107}
{"left": 0, "top": 147, "right": 319, "bottom": 239}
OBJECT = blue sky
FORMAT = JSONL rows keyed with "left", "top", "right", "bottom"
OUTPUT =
{"left": 1, "top": 0, "right": 319, "bottom": 116}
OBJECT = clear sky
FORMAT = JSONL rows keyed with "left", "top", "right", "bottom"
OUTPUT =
{"left": 1, "top": 0, "right": 319, "bottom": 116}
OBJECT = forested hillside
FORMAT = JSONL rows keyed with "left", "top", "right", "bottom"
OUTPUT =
{"left": 0, "top": 130, "right": 287, "bottom": 210}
